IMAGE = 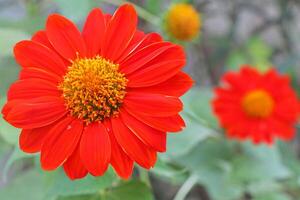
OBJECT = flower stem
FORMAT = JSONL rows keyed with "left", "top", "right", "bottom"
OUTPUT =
{"left": 173, "top": 174, "right": 198, "bottom": 200}
{"left": 139, "top": 168, "right": 151, "bottom": 187}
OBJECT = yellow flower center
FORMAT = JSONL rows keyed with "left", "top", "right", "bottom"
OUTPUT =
{"left": 166, "top": 3, "right": 201, "bottom": 41}
{"left": 241, "top": 90, "right": 274, "bottom": 118}
{"left": 59, "top": 56, "right": 127, "bottom": 124}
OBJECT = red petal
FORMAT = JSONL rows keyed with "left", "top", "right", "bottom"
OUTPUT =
{"left": 8, "top": 78, "right": 61, "bottom": 100}
{"left": 19, "top": 122, "right": 59, "bottom": 153}
{"left": 120, "top": 109, "right": 166, "bottom": 152}
{"left": 14, "top": 40, "right": 67, "bottom": 75}
{"left": 4, "top": 97, "right": 67, "bottom": 129}
{"left": 80, "top": 123, "right": 111, "bottom": 176}
{"left": 124, "top": 92, "right": 183, "bottom": 117}
{"left": 82, "top": 8, "right": 105, "bottom": 57}
{"left": 102, "top": 4, "right": 137, "bottom": 61}
{"left": 129, "top": 72, "right": 193, "bottom": 96}
{"left": 103, "top": 120, "right": 134, "bottom": 179}
{"left": 2, "top": 100, "right": 17, "bottom": 117}
{"left": 111, "top": 117, "right": 157, "bottom": 169}
{"left": 125, "top": 107, "right": 185, "bottom": 132}
{"left": 120, "top": 42, "right": 173, "bottom": 74}
{"left": 20, "top": 67, "right": 62, "bottom": 83}
{"left": 115, "top": 30, "right": 144, "bottom": 62}
{"left": 46, "top": 14, "right": 86, "bottom": 60}
{"left": 41, "top": 117, "right": 83, "bottom": 170}
{"left": 127, "top": 59, "right": 186, "bottom": 87}
{"left": 117, "top": 32, "right": 164, "bottom": 64}
{"left": 31, "top": 30, "right": 53, "bottom": 49}
{"left": 63, "top": 145, "right": 88, "bottom": 180}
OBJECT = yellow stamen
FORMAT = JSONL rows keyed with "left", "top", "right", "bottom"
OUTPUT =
{"left": 241, "top": 89, "right": 274, "bottom": 118}
{"left": 59, "top": 56, "right": 127, "bottom": 124}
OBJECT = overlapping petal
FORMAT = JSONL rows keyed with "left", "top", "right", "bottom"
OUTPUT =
{"left": 213, "top": 66, "right": 299, "bottom": 144}
{"left": 80, "top": 123, "right": 111, "bottom": 176}
{"left": 82, "top": 8, "right": 106, "bottom": 57}
{"left": 111, "top": 117, "right": 157, "bottom": 169}
{"left": 3, "top": 4, "right": 192, "bottom": 180}
{"left": 102, "top": 4, "right": 137, "bottom": 61}
{"left": 41, "top": 117, "right": 83, "bottom": 170}
{"left": 14, "top": 40, "right": 67, "bottom": 75}
{"left": 46, "top": 14, "right": 86, "bottom": 60}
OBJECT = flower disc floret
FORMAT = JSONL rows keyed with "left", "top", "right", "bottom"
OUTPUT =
{"left": 59, "top": 56, "right": 127, "bottom": 124}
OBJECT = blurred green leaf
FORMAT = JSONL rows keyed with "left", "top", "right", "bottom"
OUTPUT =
{"left": 226, "top": 50, "right": 247, "bottom": 71}
{"left": 247, "top": 180, "right": 282, "bottom": 195}
{"left": 226, "top": 36, "right": 272, "bottom": 71}
{"left": 182, "top": 87, "right": 219, "bottom": 129}
{"left": 151, "top": 158, "right": 187, "bottom": 183}
{"left": 146, "top": 0, "right": 161, "bottom": 14}
{"left": 58, "top": 195, "right": 98, "bottom": 200}
{"left": 103, "top": 180, "right": 154, "bottom": 200}
{"left": 47, "top": 168, "right": 116, "bottom": 198}
{"left": 0, "top": 169, "right": 47, "bottom": 200}
{"left": 278, "top": 142, "right": 300, "bottom": 175}
{"left": 0, "top": 57, "right": 19, "bottom": 95}
{"left": 231, "top": 143, "right": 291, "bottom": 183}
{"left": 164, "top": 113, "right": 216, "bottom": 158}
{"left": 247, "top": 37, "right": 272, "bottom": 64}
{"left": 0, "top": 16, "right": 46, "bottom": 34}
{"left": 173, "top": 139, "right": 242, "bottom": 200}
{"left": 54, "top": 0, "right": 92, "bottom": 22}
{"left": 3, "top": 147, "right": 34, "bottom": 179}
{"left": 57, "top": 180, "right": 153, "bottom": 200}
{"left": 253, "top": 192, "right": 292, "bottom": 200}
{"left": 0, "top": 137, "right": 11, "bottom": 160}
{"left": 0, "top": 28, "right": 30, "bottom": 58}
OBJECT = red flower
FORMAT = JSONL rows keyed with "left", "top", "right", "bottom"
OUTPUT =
{"left": 2, "top": 4, "right": 193, "bottom": 180}
{"left": 213, "top": 66, "right": 299, "bottom": 144}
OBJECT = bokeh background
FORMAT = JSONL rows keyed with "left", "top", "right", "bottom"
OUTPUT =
{"left": 1, "top": 0, "right": 300, "bottom": 200}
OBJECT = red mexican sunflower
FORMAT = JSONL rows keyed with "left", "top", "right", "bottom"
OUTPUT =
{"left": 213, "top": 66, "right": 299, "bottom": 144}
{"left": 2, "top": 4, "right": 193, "bottom": 180}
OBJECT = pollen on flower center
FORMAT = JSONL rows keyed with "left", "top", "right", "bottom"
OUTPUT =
{"left": 59, "top": 56, "right": 128, "bottom": 124}
{"left": 241, "top": 89, "right": 274, "bottom": 118}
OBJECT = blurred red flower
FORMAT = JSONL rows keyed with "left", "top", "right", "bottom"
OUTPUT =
{"left": 213, "top": 66, "right": 299, "bottom": 144}
{"left": 2, "top": 4, "right": 193, "bottom": 180}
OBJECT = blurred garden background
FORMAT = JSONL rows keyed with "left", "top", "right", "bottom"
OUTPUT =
{"left": 1, "top": 0, "right": 300, "bottom": 200}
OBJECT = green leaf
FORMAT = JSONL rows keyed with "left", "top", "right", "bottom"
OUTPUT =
{"left": 0, "top": 169, "right": 47, "bottom": 200}
{"left": 182, "top": 87, "right": 219, "bottom": 129}
{"left": 226, "top": 36, "right": 272, "bottom": 71}
{"left": 164, "top": 113, "right": 217, "bottom": 158}
{"left": 145, "top": 0, "right": 161, "bottom": 14}
{"left": 253, "top": 192, "right": 292, "bottom": 200}
{"left": 3, "top": 147, "right": 34, "bottom": 179}
{"left": 0, "top": 28, "right": 30, "bottom": 58}
{"left": 47, "top": 168, "right": 116, "bottom": 198}
{"left": 151, "top": 158, "right": 188, "bottom": 183}
{"left": 0, "top": 137, "right": 11, "bottom": 160}
{"left": 247, "top": 37, "right": 272, "bottom": 64}
{"left": 103, "top": 180, "right": 154, "bottom": 200}
{"left": 57, "top": 194, "right": 98, "bottom": 200}
{"left": 0, "top": 98, "right": 20, "bottom": 145}
{"left": 0, "top": 57, "right": 19, "bottom": 95}
{"left": 54, "top": 0, "right": 92, "bottom": 22}
{"left": 57, "top": 180, "right": 154, "bottom": 200}
{"left": 226, "top": 50, "right": 247, "bottom": 71}
{"left": 231, "top": 142, "right": 291, "bottom": 183}
{"left": 247, "top": 180, "right": 282, "bottom": 195}
{"left": 278, "top": 142, "right": 300, "bottom": 175}
{"left": 173, "top": 139, "right": 243, "bottom": 200}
